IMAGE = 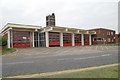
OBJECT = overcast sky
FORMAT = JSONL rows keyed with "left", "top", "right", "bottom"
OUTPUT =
{"left": 1, "top": 0, "right": 119, "bottom": 33}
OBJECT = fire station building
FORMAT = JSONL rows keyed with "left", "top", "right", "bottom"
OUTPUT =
{"left": 89, "top": 28, "right": 116, "bottom": 45}
{"left": 0, "top": 13, "right": 116, "bottom": 48}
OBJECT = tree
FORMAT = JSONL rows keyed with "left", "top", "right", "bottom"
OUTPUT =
{"left": 0, "top": 37, "right": 7, "bottom": 46}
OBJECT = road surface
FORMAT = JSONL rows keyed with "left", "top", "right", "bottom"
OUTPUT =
{"left": 2, "top": 46, "right": 119, "bottom": 77}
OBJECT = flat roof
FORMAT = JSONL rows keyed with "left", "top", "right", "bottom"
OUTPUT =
{"left": 43, "top": 26, "right": 86, "bottom": 31}
{"left": 88, "top": 28, "right": 115, "bottom": 31}
{"left": 0, "top": 23, "right": 42, "bottom": 33}
{"left": 1, "top": 23, "right": 96, "bottom": 34}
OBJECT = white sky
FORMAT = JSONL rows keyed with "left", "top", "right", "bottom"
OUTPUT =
{"left": 1, "top": 0, "right": 119, "bottom": 33}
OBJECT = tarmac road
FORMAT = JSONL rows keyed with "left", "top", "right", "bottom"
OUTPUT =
{"left": 2, "top": 46, "right": 119, "bottom": 77}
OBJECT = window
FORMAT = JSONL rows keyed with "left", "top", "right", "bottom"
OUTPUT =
{"left": 34, "top": 32, "right": 39, "bottom": 47}
{"left": 112, "top": 39, "right": 114, "bottom": 42}
{"left": 107, "top": 32, "right": 111, "bottom": 35}
{"left": 39, "top": 32, "right": 46, "bottom": 47}
{"left": 108, "top": 38, "right": 111, "bottom": 42}
{"left": 93, "top": 38, "right": 103, "bottom": 42}
{"left": 109, "top": 32, "right": 110, "bottom": 35}
{"left": 107, "top": 32, "right": 109, "bottom": 35}
{"left": 111, "top": 32, "right": 113, "bottom": 35}
{"left": 93, "top": 38, "right": 96, "bottom": 41}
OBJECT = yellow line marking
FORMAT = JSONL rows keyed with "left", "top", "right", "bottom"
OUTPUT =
{"left": 7, "top": 63, "right": 118, "bottom": 78}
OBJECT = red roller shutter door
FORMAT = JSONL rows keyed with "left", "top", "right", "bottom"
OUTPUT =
{"left": 75, "top": 34, "right": 81, "bottom": 46}
{"left": 49, "top": 32, "right": 60, "bottom": 47}
{"left": 63, "top": 33, "right": 72, "bottom": 46}
{"left": 13, "top": 31, "right": 30, "bottom": 48}
{"left": 84, "top": 34, "right": 89, "bottom": 46}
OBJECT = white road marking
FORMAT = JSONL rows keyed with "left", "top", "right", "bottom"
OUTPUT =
{"left": 109, "top": 46, "right": 112, "bottom": 48}
{"left": 101, "top": 54, "right": 112, "bottom": 56}
{"left": 96, "top": 46, "right": 98, "bottom": 50}
{"left": 105, "top": 46, "right": 108, "bottom": 49}
{"left": 57, "top": 59, "right": 66, "bottom": 61}
{"left": 110, "top": 46, "right": 113, "bottom": 48}
{"left": 3, "top": 53, "right": 112, "bottom": 65}
{"left": 55, "top": 53, "right": 67, "bottom": 56}
{"left": 4, "top": 61, "right": 34, "bottom": 65}
{"left": 57, "top": 54, "right": 112, "bottom": 61}
{"left": 101, "top": 46, "right": 104, "bottom": 50}
{"left": 73, "top": 56, "right": 100, "bottom": 60}
{"left": 74, "top": 54, "right": 112, "bottom": 60}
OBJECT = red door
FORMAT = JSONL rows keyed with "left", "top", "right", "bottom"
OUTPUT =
{"left": 13, "top": 31, "right": 30, "bottom": 48}
{"left": 49, "top": 32, "right": 60, "bottom": 47}
{"left": 84, "top": 34, "right": 89, "bottom": 46}
{"left": 75, "top": 34, "right": 81, "bottom": 46}
{"left": 63, "top": 33, "right": 72, "bottom": 46}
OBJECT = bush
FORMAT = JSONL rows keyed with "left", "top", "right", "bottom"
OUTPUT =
{"left": 0, "top": 37, "right": 7, "bottom": 46}
{"left": 2, "top": 48, "right": 16, "bottom": 55}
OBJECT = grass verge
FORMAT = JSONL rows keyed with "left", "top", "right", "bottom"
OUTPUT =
{"left": 105, "top": 43, "right": 120, "bottom": 46}
{"left": 38, "top": 65, "right": 119, "bottom": 78}
{"left": 0, "top": 48, "right": 16, "bottom": 55}
{"left": 101, "top": 43, "right": 120, "bottom": 46}
{"left": 6, "top": 64, "right": 119, "bottom": 79}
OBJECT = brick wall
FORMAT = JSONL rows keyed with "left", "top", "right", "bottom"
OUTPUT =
{"left": 89, "top": 28, "right": 115, "bottom": 45}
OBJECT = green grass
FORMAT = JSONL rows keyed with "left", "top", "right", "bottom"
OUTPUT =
{"left": 104, "top": 43, "right": 120, "bottom": 46}
{"left": 92, "top": 43, "right": 120, "bottom": 46}
{"left": 39, "top": 65, "right": 119, "bottom": 78}
{"left": 0, "top": 48, "right": 16, "bottom": 55}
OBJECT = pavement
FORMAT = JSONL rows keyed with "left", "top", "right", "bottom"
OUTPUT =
{"left": 2, "top": 45, "right": 119, "bottom": 77}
